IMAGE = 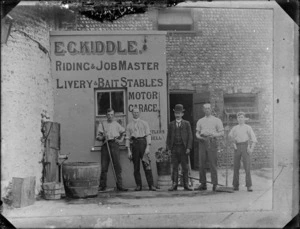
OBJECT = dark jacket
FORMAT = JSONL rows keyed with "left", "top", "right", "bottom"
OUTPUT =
{"left": 166, "top": 119, "right": 193, "bottom": 151}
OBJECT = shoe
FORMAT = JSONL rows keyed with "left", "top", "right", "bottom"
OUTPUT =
{"left": 212, "top": 185, "right": 217, "bottom": 192}
{"left": 168, "top": 184, "right": 178, "bottom": 191}
{"left": 98, "top": 186, "right": 106, "bottom": 191}
{"left": 247, "top": 187, "right": 253, "bottom": 192}
{"left": 233, "top": 186, "right": 239, "bottom": 191}
{"left": 135, "top": 186, "right": 142, "bottom": 191}
{"left": 149, "top": 186, "right": 156, "bottom": 191}
{"left": 117, "top": 187, "right": 128, "bottom": 192}
{"left": 184, "top": 186, "right": 193, "bottom": 191}
{"left": 196, "top": 184, "right": 207, "bottom": 191}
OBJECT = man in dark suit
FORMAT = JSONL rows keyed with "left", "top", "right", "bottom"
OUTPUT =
{"left": 166, "top": 104, "right": 193, "bottom": 191}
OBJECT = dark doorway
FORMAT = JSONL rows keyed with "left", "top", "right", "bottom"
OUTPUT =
{"left": 169, "top": 93, "right": 195, "bottom": 168}
{"left": 169, "top": 92, "right": 210, "bottom": 169}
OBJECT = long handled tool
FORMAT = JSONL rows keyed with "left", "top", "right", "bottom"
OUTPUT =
{"left": 178, "top": 174, "right": 226, "bottom": 187}
{"left": 215, "top": 126, "right": 234, "bottom": 193}
{"left": 101, "top": 122, "right": 118, "bottom": 189}
{"left": 188, "top": 154, "right": 193, "bottom": 187}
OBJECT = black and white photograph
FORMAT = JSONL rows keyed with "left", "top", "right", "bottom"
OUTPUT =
{"left": 0, "top": 0, "right": 298, "bottom": 228}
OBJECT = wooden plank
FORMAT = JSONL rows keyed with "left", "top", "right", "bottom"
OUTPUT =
{"left": 44, "top": 122, "right": 60, "bottom": 150}
{"left": 12, "top": 177, "right": 35, "bottom": 208}
{"left": 44, "top": 139, "right": 58, "bottom": 183}
{"left": 43, "top": 121, "right": 60, "bottom": 183}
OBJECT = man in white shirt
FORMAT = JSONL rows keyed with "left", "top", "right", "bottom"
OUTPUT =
{"left": 228, "top": 111, "right": 257, "bottom": 192}
{"left": 195, "top": 103, "right": 224, "bottom": 191}
{"left": 126, "top": 107, "right": 156, "bottom": 191}
{"left": 96, "top": 108, "right": 128, "bottom": 192}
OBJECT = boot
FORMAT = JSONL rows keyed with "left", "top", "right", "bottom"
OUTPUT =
{"left": 149, "top": 185, "right": 156, "bottom": 191}
{"left": 117, "top": 186, "right": 128, "bottom": 192}
{"left": 183, "top": 172, "right": 192, "bottom": 191}
{"left": 135, "top": 185, "right": 142, "bottom": 191}
{"left": 168, "top": 183, "right": 178, "bottom": 191}
{"left": 145, "top": 170, "right": 155, "bottom": 190}
{"left": 233, "top": 186, "right": 239, "bottom": 191}
{"left": 98, "top": 186, "right": 106, "bottom": 191}
{"left": 196, "top": 183, "right": 207, "bottom": 191}
{"left": 212, "top": 185, "right": 217, "bottom": 192}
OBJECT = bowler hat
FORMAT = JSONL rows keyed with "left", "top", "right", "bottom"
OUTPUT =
{"left": 173, "top": 104, "right": 185, "bottom": 112}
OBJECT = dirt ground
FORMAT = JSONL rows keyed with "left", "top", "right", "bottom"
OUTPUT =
{"left": 3, "top": 168, "right": 273, "bottom": 228}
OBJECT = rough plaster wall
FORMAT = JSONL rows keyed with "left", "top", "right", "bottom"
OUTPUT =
{"left": 1, "top": 6, "right": 54, "bottom": 196}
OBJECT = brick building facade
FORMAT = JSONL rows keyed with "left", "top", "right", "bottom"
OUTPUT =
{"left": 2, "top": 2, "right": 279, "bottom": 198}
{"left": 68, "top": 6, "right": 273, "bottom": 169}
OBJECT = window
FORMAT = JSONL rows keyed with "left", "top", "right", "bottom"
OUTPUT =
{"left": 224, "top": 93, "right": 259, "bottom": 123}
{"left": 96, "top": 90, "right": 125, "bottom": 116}
{"left": 157, "top": 8, "right": 194, "bottom": 32}
{"left": 95, "top": 89, "right": 127, "bottom": 142}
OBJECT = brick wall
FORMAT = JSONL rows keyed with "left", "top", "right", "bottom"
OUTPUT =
{"left": 1, "top": 6, "right": 54, "bottom": 197}
{"left": 60, "top": 7, "right": 274, "bottom": 169}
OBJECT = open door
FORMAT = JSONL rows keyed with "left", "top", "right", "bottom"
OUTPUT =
{"left": 193, "top": 92, "right": 210, "bottom": 169}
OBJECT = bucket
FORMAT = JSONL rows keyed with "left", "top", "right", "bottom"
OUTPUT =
{"left": 42, "top": 182, "right": 61, "bottom": 200}
{"left": 62, "top": 162, "right": 100, "bottom": 198}
{"left": 156, "top": 161, "right": 171, "bottom": 176}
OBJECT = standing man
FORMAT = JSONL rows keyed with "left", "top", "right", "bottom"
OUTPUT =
{"left": 96, "top": 108, "right": 128, "bottom": 192}
{"left": 167, "top": 104, "right": 193, "bottom": 191}
{"left": 126, "top": 107, "right": 156, "bottom": 191}
{"left": 228, "top": 112, "right": 257, "bottom": 192}
{"left": 196, "top": 103, "right": 224, "bottom": 191}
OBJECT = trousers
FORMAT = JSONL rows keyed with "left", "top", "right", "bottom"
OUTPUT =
{"left": 198, "top": 138, "right": 218, "bottom": 185}
{"left": 131, "top": 139, "right": 154, "bottom": 187}
{"left": 171, "top": 144, "right": 189, "bottom": 187}
{"left": 99, "top": 141, "right": 123, "bottom": 188}
{"left": 233, "top": 142, "right": 252, "bottom": 188}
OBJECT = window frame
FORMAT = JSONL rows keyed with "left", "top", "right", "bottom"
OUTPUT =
{"left": 223, "top": 93, "right": 260, "bottom": 124}
{"left": 95, "top": 88, "right": 126, "bottom": 118}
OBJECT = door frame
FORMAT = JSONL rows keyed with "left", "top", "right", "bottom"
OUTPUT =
{"left": 168, "top": 89, "right": 195, "bottom": 124}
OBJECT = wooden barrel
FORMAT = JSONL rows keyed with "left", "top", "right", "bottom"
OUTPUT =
{"left": 157, "top": 175, "right": 172, "bottom": 189}
{"left": 62, "top": 162, "right": 100, "bottom": 198}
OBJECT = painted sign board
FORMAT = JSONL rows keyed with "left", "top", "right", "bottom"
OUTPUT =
{"left": 50, "top": 31, "right": 167, "bottom": 188}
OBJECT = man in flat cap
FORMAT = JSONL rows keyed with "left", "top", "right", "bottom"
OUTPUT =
{"left": 167, "top": 104, "right": 193, "bottom": 191}
{"left": 126, "top": 107, "right": 156, "bottom": 191}
{"left": 196, "top": 103, "right": 224, "bottom": 191}
{"left": 228, "top": 111, "right": 257, "bottom": 192}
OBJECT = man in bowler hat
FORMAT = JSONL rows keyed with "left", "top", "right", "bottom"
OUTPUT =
{"left": 166, "top": 104, "right": 193, "bottom": 191}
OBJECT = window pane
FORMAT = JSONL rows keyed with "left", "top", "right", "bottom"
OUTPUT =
{"left": 111, "top": 91, "right": 124, "bottom": 114}
{"left": 97, "top": 92, "right": 110, "bottom": 115}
